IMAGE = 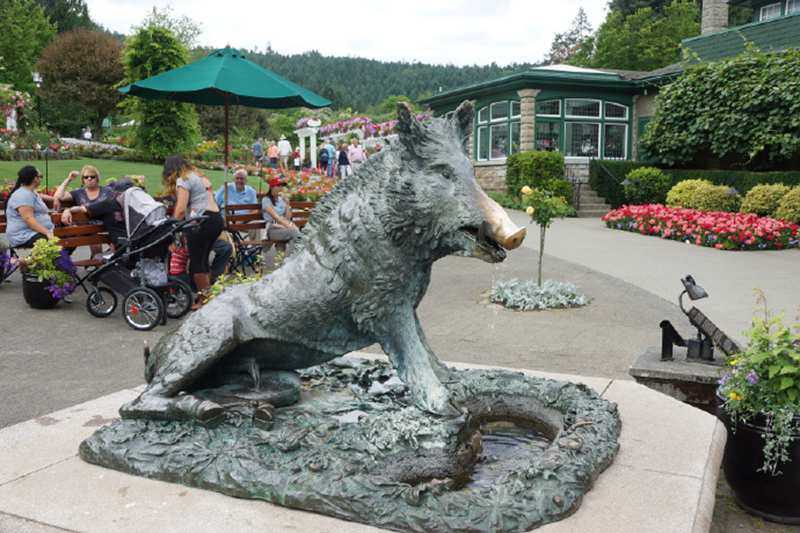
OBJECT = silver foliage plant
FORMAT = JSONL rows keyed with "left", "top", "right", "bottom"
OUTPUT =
{"left": 490, "top": 279, "right": 590, "bottom": 311}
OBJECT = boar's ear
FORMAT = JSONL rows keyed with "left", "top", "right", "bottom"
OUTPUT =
{"left": 453, "top": 100, "right": 474, "bottom": 142}
{"left": 396, "top": 102, "right": 424, "bottom": 154}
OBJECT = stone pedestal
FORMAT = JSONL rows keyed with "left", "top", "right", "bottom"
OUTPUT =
{"left": 0, "top": 353, "right": 725, "bottom": 533}
{"left": 629, "top": 346, "right": 725, "bottom": 414}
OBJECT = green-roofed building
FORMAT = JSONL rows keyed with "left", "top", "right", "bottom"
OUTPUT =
{"left": 420, "top": 0, "right": 800, "bottom": 195}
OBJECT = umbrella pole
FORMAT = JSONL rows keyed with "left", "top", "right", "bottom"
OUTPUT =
{"left": 224, "top": 96, "right": 230, "bottom": 177}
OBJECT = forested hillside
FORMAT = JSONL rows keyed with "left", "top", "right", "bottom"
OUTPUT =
{"left": 244, "top": 48, "right": 538, "bottom": 110}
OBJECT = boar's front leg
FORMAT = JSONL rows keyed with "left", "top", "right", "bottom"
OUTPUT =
{"left": 380, "top": 311, "right": 459, "bottom": 416}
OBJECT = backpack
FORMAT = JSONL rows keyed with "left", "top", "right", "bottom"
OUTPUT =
{"left": 319, "top": 148, "right": 329, "bottom": 163}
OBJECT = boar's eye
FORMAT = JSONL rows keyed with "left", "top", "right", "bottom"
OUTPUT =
{"left": 430, "top": 163, "right": 456, "bottom": 181}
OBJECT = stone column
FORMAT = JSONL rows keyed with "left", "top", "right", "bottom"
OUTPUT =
{"left": 309, "top": 131, "right": 317, "bottom": 169}
{"left": 517, "top": 89, "right": 540, "bottom": 152}
{"left": 701, "top": 0, "right": 729, "bottom": 35}
{"left": 298, "top": 133, "right": 306, "bottom": 163}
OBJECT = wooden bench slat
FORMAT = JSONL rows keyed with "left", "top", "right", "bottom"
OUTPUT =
{"left": 53, "top": 225, "right": 107, "bottom": 237}
{"left": 58, "top": 235, "right": 112, "bottom": 248}
{"left": 228, "top": 222, "right": 267, "bottom": 232}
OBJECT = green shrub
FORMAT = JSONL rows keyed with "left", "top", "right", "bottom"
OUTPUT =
{"left": 543, "top": 178, "right": 574, "bottom": 204}
{"left": 623, "top": 167, "right": 671, "bottom": 204}
{"left": 666, "top": 179, "right": 713, "bottom": 208}
{"left": 641, "top": 47, "right": 800, "bottom": 168}
{"left": 589, "top": 160, "right": 800, "bottom": 208}
{"left": 487, "top": 191, "right": 524, "bottom": 210}
{"left": 692, "top": 184, "right": 741, "bottom": 212}
{"left": 740, "top": 184, "right": 791, "bottom": 216}
{"left": 774, "top": 187, "right": 800, "bottom": 223}
{"left": 506, "top": 151, "right": 565, "bottom": 197}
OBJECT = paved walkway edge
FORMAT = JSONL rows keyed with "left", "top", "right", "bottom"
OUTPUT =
{"left": 0, "top": 353, "right": 726, "bottom": 533}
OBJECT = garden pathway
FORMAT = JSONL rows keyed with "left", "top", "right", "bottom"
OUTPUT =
{"left": 508, "top": 212, "right": 800, "bottom": 345}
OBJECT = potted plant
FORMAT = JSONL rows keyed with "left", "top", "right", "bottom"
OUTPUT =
{"left": 21, "top": 238, "right": 76, "bottom": 309}
{"left": 717, "top": 291, "right": 800, "bottom": 524}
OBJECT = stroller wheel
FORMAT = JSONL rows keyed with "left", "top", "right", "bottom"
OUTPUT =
{"left": 162, "top": 278, "right": 193, "bottom": 319}
{"left": 86, "top": 287, "right": 117, "bottom": 317}
{"left": 122, "top": 287, "right": 164, "bottom": 331}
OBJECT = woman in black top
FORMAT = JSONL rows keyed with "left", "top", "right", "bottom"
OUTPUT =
{"left": 337, "top": 142, "right": 350, "bottom": 179}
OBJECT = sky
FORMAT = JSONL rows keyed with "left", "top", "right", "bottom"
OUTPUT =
{"left": 85, "top": 0, "right": 609, "bottom": 66}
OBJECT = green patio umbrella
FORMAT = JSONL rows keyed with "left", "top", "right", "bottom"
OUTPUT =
{"left": 119, "top": 47, "right": 331, "bottom": 172}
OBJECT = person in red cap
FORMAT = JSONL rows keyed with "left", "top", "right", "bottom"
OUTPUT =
{"left": 261, "top": 176, "right": 299, "bottom": 268}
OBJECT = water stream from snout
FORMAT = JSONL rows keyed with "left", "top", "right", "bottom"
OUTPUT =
{"left": 464, "top": 420, "right": 551, "bottom": 491}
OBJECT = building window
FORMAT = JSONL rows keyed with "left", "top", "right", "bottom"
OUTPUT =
{"left": 510, "top": 121, "right": 520, "bottom": 154}
{"left": 475, "top": 100, "right": 519, "bottom": 160}
{"left": 760, "top": 2, "right": 782, "bottom": 20}
{"left": 788, "top": 0, "right": 800, "bottom": 14}
{"left": 477, "top": 126, "right": 489, "bottom": 160}
{"left": 535, "top": 122, "right": 561, "bottom": 152}
{"left": 604, "top": 124, "right": 627, "bottom": 159}
{"left": 604, "top": 102, "right": 628, "bottom": 120}
{"left": 565, "top": 122, "right": 600, "bottom": 157}
{"left": 490, "top": 101, "right": 508, "bottom": 121}
{"left": 490, "top": 123, "right": 509, "bottom": 159}
{"left": 565, "top": 99, "right": 601, "bottom": 118}
{"left": 536, "top": 99, "right": 561, "bottom": 117}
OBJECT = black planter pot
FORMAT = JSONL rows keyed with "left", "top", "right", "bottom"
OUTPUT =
{"left": 22, "top": 273, "right": 59, "bottom": 309}
{"left": 718, "top": 404, "right": 800, "bottom": 524}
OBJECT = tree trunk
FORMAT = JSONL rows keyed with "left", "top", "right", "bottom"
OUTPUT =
{"left": 538, "top": 225, "right": 546, "bottom": 287}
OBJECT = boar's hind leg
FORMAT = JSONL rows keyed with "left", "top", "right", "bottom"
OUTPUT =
{"left": 380, "top": 313, "right": 459, "bottom": 417}
{"left": 119, "top": 307, "right": 239, "bottom": 425}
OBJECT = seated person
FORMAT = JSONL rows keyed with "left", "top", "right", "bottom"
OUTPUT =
{"left": 6, "top": 165, "right": 54, "bottom": 249}
{"left": 261, "top": 177, "right": 299, "bottom": 267}
{"left": 60, "top": 179, "right": 135, "bottom": 249}
{"left": 215, "top": 168, "right": 257, "bottom": 211}
{"left": 52, "top": 165, "right": 111, "bottom": 211}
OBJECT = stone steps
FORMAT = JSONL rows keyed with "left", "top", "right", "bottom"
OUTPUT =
{"left": 574, "top": 183, "right": 611, "bottom": 218}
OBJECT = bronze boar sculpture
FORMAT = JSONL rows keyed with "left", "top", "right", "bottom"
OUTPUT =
{"left": 119, "top": 101, "right": 526, "bottom": 425}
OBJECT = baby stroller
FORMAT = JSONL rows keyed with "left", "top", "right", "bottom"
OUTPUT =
{"left": 74, "top": 187, "right": 199, "bottom": 331}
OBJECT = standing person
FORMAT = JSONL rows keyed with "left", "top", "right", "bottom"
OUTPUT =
{"left": 324, "top": 140, "right": 336, "bottom": 177}
{"left": 267, "top": 141, "right": 279, "bottom": 169}
{"left": 347, "top": 138, "right": 367, "bottom": 171}
{"left": 252, "top": 137, "right": 264, "bottom": 171}
{"left": 162, "top": 155, "right": 224, "bottom": 310}
{"left": 318, "top": 145, "right": 329, "bottom": 173}
{"left": 337, "top": 142, "right": 350, "bottom": 179}
{"left": 261, "top": 177, "right": 299, "bottom": 269}
{"left": 82, "top": 127, "right": 92, "bottom": 141}
{"left": 292, "top": 147, "right": 302, "bottom": 171}
{"left": 277, "top": 135, "right": 292, "bottom": 171}
{"left": 5, "top": 165, "right": 54, "bottom": 248}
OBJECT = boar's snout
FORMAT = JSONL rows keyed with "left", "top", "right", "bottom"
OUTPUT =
{"left": 478, "top": 190, "right": 526, "bottom": 250}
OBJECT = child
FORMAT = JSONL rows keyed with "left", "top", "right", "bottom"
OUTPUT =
{"left": 292, "top": 148, "right": 301, "bottom": 171}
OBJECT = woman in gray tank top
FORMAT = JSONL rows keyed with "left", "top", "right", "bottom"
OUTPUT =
{"left": 162, "top": 155, "right": 224, "bottom": 309}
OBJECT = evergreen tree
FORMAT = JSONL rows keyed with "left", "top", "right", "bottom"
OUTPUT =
{"left": 37, "top": 0, "right": 94, "bottom": 33}
{"left": 0, "top": 0, "right": 56, "bottom": 92}
{"left": 574, "top": 0, "right": 699, "bottom": 71}
{"left": 545, "top": 8, "right": 593, "bottom": 65}
{"left": 124, "top": 25, "right": 200, "bottom": 160}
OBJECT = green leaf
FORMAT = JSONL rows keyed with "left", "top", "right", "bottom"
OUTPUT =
{"left": 768, "top": 365, "right": 781, "bottom": 378}
{"left": 779, "top": 366, "right": 799, "bottom": 375}
{"left": 779, "top": 377, "right": 795, "bottom": 391}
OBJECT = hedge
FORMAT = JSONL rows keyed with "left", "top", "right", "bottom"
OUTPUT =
{"left": 589, "top": 160, "right": 800, "bottom": 208}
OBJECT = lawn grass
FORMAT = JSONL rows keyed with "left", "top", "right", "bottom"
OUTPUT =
{"left": 0, "top": 158, "right": 261, "bottom": 194}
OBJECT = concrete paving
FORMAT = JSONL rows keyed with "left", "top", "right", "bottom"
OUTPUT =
{"left": 508, "top": 213, "right": 800, "bottom": 346}
{"left": 0, "top": 222, "right": 794, "bottom": 532}
{"left": 0, "top": 354, "right": 725, "bottom": 533}
{"left": 0, "top": 244, "right": 690, "bottom": 429}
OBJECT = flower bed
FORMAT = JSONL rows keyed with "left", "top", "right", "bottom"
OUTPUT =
{"left": 602, "top": 204, "right": 800, "bottom": 250}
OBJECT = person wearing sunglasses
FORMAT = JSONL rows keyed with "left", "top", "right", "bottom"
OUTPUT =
{"left": 53, "top": 165, "right": 112, "bottom": 212}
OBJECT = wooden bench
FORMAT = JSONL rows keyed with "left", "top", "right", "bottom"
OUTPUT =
{"left": 222, "top": 199, "right": 316, "bottom": 243}
{"left": 0, "top": 210, "right": 111, "bottom": 269}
